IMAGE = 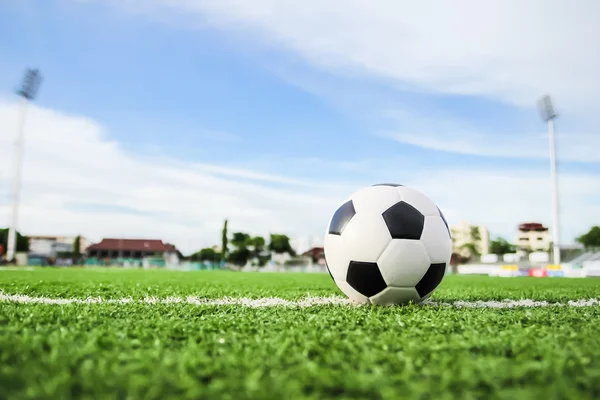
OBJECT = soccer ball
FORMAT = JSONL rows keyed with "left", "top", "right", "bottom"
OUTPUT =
{"left": 324, "top": 183, "right": 452, "bottom": 305}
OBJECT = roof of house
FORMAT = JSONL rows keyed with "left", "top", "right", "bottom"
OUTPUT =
{"left": 518, "top": 222, "right": 549, "bottom": 232}
{"left": 87, "top": 239, "right": 177, "bottom": 252}
{"left": 302, "top": 246, "right": 325, "bottom": 256}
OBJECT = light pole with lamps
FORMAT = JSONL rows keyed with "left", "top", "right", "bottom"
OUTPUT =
{"left": 537, "top": 95, "right": 561, "bottom": 265}
{"left": 6, "top": 68, "right": 42, "bottom": 263}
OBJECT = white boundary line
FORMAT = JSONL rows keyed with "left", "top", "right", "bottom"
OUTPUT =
{"left": 1, "top": 292, "right": 599, "bottom": 308}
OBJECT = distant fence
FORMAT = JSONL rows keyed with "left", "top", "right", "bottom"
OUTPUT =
{"left": 20, "top": 254, "right": 600, "bottom": 278}
{"left": 84, "top": 257, "right": 163, "bottom": 268}
{"left": 178, "top": 261, "right": 222, "bottom": 271}
{"left": 245, "top": 264, "right": 328, "bottom": 273}
{"left": 85, "top": 257, "right": 144, "bottom": 267}
{"left": 83, "top": 258, "right": 222, "bottom": 270}
{"left": 458, "top": 262, "right": 600, "bottom": 278}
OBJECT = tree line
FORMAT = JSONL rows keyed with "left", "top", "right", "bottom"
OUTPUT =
{"left": 3, "top": 224, "right": 600, "bottom": 265}
{"left": 187, "top": 219, "right": 297, "bottom": 267}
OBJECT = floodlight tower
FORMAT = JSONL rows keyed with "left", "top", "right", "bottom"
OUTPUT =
{"left": 6, "top": 68, "right": 42, "bottom": 263}
{"left": 537, "top": 95, "right": 560, "bottom": 265}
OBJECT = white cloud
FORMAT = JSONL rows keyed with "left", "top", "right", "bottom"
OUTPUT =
{"left": 0, "top": 100, "right": 597, "bottom": 253}
{"left": 94, "top": 0, "right": 600, "bottom": 162}
{"left": 381, "top": 130, "right": 600, "bottom": 163}
{"left": 0, "top": 99, "right": 349, "bottom": 254}
{"left": 107, "top": 0, "right": 600, "bottom": 115}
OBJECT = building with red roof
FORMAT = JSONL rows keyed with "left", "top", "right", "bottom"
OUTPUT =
{"left": 86, "top": 238, "right": 180, "bottom": 261}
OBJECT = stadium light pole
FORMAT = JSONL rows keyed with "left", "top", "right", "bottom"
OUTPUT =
{"left": 537, "top": 95, "right": 560, "bottom": 265}
{"left": 6, "top": 68, "right": 42, "bottom": 263}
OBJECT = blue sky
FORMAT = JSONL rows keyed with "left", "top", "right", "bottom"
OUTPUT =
{"left": 0, "top": 0, "right": 599, "bottom": 254}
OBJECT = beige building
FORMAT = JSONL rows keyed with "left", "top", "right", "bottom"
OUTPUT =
{"left": 516, "top": 222, "right": 551, "bottom": 252}
{"left": 450, "top": 221, "right": 490, "bottom": 258}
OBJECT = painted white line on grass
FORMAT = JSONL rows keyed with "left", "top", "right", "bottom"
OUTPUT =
{"left": 432, "top": 298, "right": 600, "bottom": 308}
{"left": 0, "top": 292, "right": 354, "bottom": 307}
{"left": 0, "top": 292, "right": 599, "bottom": 308}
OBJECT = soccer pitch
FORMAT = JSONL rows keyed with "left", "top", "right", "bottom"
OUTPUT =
{"left": 1, "top": 268, "right": 600, "bottom": 399}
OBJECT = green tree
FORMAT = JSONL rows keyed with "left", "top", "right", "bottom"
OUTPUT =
{"left": 489, "top": 237, "right": 517, "bottom": 255}
{"left": 470, "top": 226, "right": 481, "bottom": 242}
{"left": 249, "top": 236, "right": 265, "bottom": 252}
{"left": 193, "top": 247, "right": 220, "bottom": 262}
{"left": 228, "top": 232, "right": 252, "bottom": 266}
{"left": 460, "top": 242, "right": 480, "bottom": 258}
{"left": 576, "top": 226, "right": 600, "bottom": 249}
{"left": 189, "top": 247, "right": 222, "bottom": 262}
{"left": 221, "top": 219, "right": 228, "bottom": 263}
{"left": 268, "top": 234, "right": 296, "bottom": 256}
{"left": 228, "top": 248, "right": 251, "bottom": 266}
{"left": 456, "top": 227, "right": 482, "bottom": 259}
{"left": 0, "top": 228, "right": 29, "bottom": 256}
{"left": 249, "top": 236, "right": 269, "bottom": 267}
{"left": 231, "top": 232, "right": 250, "bottom": 249}
{"left": 73, "top": 235, "right": 81, "bottom": 256}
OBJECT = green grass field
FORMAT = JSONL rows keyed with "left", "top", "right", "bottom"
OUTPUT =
{"left": 1, "top": 268, "right": 600, "bottom": 399}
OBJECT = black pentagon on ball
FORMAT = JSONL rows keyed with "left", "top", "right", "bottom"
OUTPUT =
{"left": 382, "top": 201, "right": 425, "bottom": 240}
{"left": 328, "top": 200, "right": 356, "bottom": 235}
{"left": 346, "top": 261, "right": 387, "bottom": 297}
{"left": 438, "top": 207, "right": 451, "bottom": 239}
{"left": 415, "top": 263, "right": 446, "bottom": 298}
{"left": 372, "top": 183, "right": 403, "bottom": 187}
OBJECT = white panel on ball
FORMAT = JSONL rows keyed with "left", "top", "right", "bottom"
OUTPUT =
{"left": 377, "top": 239, "right": 431, "bottom": 287}
{"left": 341, "top": 213, "right": 392, "bottom": 262}
{"left": 323, "top": 234, "right": 351, "bottom": 281}
{"left": 334, "top": 279, "right": 370, "bottom": 304}
{"left": 369, "top": 286, "right": 420, "bottom": 306}
{"left": 350, "top": 185, "right": 402, "bottom": 216}
{"left": 421, "top": 216, "right": 453, "bottom": 264}
{"left": 396, "top": 186, "right": 439, "bottom": 216}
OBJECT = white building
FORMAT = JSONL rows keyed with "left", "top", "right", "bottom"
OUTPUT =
{"left": 28, "top": 235, "right": 89, "bottom": 258}
{"left": 449, "top": 221, "right": 490, "bottom": 258}
{"left": 516, "top": 222, "right": 551, "bottom": 252}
